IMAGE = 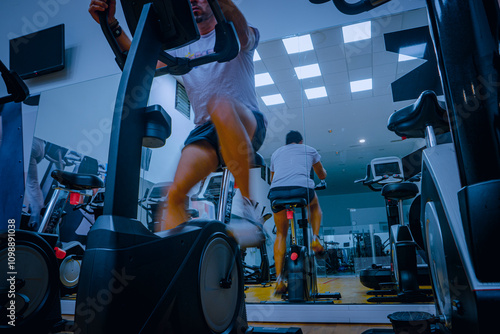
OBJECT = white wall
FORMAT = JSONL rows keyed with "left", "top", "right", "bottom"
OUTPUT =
{"left": 318, "top": 191, "right": 384, "bottom": 228}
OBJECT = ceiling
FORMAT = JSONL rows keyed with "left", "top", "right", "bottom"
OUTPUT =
{"left": 249, "top": 6, "right": 432, "bottom": 196}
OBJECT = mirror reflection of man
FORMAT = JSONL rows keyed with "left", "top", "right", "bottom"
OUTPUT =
{"left": 25, "top": 137, "right": 46, "bottom": 230}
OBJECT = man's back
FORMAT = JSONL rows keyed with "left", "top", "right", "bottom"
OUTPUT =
{"left": 270, "top": 143, "right": 320, "bottom": 189}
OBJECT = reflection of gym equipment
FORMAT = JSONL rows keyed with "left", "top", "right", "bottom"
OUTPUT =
{"left": 320, "top": 1, "right": 500, "bottom": 332}
{"left": 271, "top": 196, "right": 341, "bottom": 303}
{"left": 76, "top": 1, "right": 300, "bottom": 334}
{"left": 355, "top": 157, "right": 432, "bottom": 302}
{"left": 0, "top": 59, "right": 72, "bottom": 333}
{"left": 39, "top": 169, "right": 104, "bottom": 296}
{"left": 192, "top": 165, "right": 273, "bottom": 286}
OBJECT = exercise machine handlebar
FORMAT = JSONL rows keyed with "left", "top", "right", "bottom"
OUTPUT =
{"left": 99, "top": 0, "right": 240, "bottom": 75}
{"left": 0, "top": 59, "right": 29, "bottom": 105}
{"left": 309, "top": 0, "right": 391, "bottom": 15}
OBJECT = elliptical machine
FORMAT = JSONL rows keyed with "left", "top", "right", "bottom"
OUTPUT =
{"left": 75, "top": 1, "right": 302, "bottom": 334}
{"left": 312, "top": 0, "right": 500, "bottom": 332}
{"left": 355, "top": 158, "right": 432, "bottom": 303}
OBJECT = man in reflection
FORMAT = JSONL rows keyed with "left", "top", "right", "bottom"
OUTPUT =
{"left": 268, "top": 130, "right": 327, "bottom": 295}
{"left": 88, "top": 0, "right": 267, "bottom": 247}
{"left": 24, "top": 137, "right": 46, "bottom": 230}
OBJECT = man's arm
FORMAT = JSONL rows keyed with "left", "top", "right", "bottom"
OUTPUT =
{"left": 89, "top": 0, "right": 132, "bottom": 52}
{"left": 313, "top": 161, "right": 327, "bottom": 180}
{"left": 218, "top": 0, "right": 256, "bottom": 51}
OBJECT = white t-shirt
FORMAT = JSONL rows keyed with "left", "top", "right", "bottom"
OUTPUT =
{"left": 169, "top": 26, "right": 261, "bottom": 126}
{"left": 270, "top": 144, "right": 321, "bottom": 189}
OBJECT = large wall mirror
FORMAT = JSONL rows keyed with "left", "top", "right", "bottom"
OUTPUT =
{"left": 21, "top": 2, "right": 436, "bottom": 309}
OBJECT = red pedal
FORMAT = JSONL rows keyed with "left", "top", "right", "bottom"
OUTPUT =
{"left": 54, "top": 247, "right": 66, "bottom": 260}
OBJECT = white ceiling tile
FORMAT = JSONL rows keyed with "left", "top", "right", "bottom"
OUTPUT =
{"left": 300, "top": 76, "right": 326, "bottom": 89}
{"left": 344, "top": 40, "right": 372, "bottom": 59}
{"left": 320, "top": 59, "right": 348, "bottom": 75}
{"left": 351, "top": 90, "right": 373, "bottom": 100}
{"left": 256, "top": 85, "right": 280, "bottom": 96}
{"left": 310, "top": 27, "right": 343, "bottom": 49}
{"left": 373, "top": 51, "right": 399, "bottom": 66}
{"left": 289, "top": 51, "right": 318, "bottom": 67}
{"left": 396, "top": 59, "right": 426, "bottom": 76}
{"left": 373, "top": 62, "right": 397, "bottom": 77}
{"left": 372, "top": 36, "right": 386, "bottom": 53}
{"left": 256, "top": 39, "right": 287, "bottom": 58}
{"left": 326, "top": 83, "right": 351, "bottom": 98}
{"left": 348, "top": 67, "right": 373, "bottom": 82}
{"left": 372, "top": 77, "right": 393, "bottom": 97}
{"left": 323, "top": 71, "right": 349, "bottom": 85}
{"left": 269, "top": 68, "right": 297, "bottom": 83}
{"left": 307, "top": 96, "right": 331, "bottom": 107}
{"left": 254, "top": 61, "right": 268, "bottom": 74}
{"left": 275, "top": 80, "right": 302, "bottom": 93}
{"left": 315, "top": 45, "right": 346, "bottom": 62}
{"left": 374, "top": 13, "right": 403, "bottom": 35}
{"left": 346, "top": 54, "right": 372, "bottom": 71}
{"left": 262, "top": 55, "right": 293, "bottom": 71}
{"left": 281, "top": 90, "right": 308, "bottom": 109}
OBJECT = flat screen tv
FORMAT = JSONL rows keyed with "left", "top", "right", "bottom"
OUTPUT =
{"left": 9, "top": 24, "right": 65, "bottom": 79}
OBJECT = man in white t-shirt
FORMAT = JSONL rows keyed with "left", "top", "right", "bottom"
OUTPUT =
{"left": 268, "top": 130, "right": 327, "bottom": 295}
{"left": 89, "top": 0, "right": 266, "bottom": 247}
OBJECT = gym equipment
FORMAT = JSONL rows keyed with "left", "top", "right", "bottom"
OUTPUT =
{"left": 0, "top": 60, "right": 73, "bottom": 333}
{"left": 355, "top": 158, "right": 432, "bottom": 302}
{"left": 271, "top": 194, "right": 341, "bottom": 303}
{"left": 316, "top": 0, "right": 500, "bottom": 332}
{"left": 0, "top": 59, "right": 29, "bottom": 227}
{"left": 191, "top": 165, "right": 273, "bottom": 286}
{"left": 39, "top": 169, "right": 104, "bottom": 296}
{"left": 76, "top": 1, "right": 301, "bottom": 333}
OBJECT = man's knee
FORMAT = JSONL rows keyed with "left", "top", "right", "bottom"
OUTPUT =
{"left": 167, "top": 183, "right": 187, "bottom": 204}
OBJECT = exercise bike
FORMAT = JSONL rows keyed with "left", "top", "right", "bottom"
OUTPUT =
{"left": 0, "top": 60, "right": 75, "bottom": 333}
{"left": 75, "top": 1, "right": 302, "bottom": 333}
{"left": 311, "top": 0, "right": 500, "bottom": 332}
{"left": 271, "top": 186, "right": 342, "bottom": 303}
{"left": 355, "top": 157, "right": 433, "bottom": 303}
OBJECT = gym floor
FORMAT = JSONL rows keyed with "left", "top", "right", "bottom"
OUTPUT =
{"left": 60, "top": 275, "right": 431, "bottom": 333}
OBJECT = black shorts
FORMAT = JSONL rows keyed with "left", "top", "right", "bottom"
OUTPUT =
{"left": 184, "top": 110, "right": 266, "bottom": 164}
{"left": 267, "top": 186, "right": 316, "bottom": 213}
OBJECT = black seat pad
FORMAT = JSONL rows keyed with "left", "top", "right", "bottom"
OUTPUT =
{"left": 387, "top": 90, "right": 449, "bottom": 138}
{"left": 51, "top": 170, "right": 104, "bottom": 190}
{"left": 271, "top": 197, "right": 308, "bottom": 212}
{"left": 381, "top": 182, "right": 419, "bottom": 201}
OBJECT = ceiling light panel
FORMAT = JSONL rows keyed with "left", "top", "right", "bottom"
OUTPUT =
{"left": 255, "top": 73, "right": 274, "bottom": 87}
{"left": 282, "top": 34, "right": 314, "bottom": 54}
{"left": 253, "top": 50, "right": 261, "bottom": 61}
{"left": 350, "top": 78, "right": 373, "bottom": 93}
{"left": 294, "top": 64, "right": 322, "bottom": 79}
{"left": 305, "top": 87, "right": 328, "bottom": 100}
{"left": 342, "top": 21, "right": 372, "bottom": 43}
{"left": 261, "top": 94, "right": 285, "bottom": 106}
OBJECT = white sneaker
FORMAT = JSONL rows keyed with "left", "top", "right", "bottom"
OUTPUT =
{"left": 227, "top": 197, "right": 265, "bottom": 248}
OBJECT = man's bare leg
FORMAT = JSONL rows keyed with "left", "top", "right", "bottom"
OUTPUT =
{"left": 207, "top": 96, "right": 257, "bottom": 200}
{"left": 309, "top": 194, "right": 325, "bottom": 255}
{"left": 273, "top": 209, "right": 289, "bottom": 294}
{"left": 161, "top": 141, "right": 219, "bottom": 230}
{"left": 308, "top": 195, "right": 322, "bottom": 236}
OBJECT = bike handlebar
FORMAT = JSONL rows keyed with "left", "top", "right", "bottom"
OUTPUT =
{"left": 99, "top": 0, "right": 240, "bottom": 75}
{"left": 310, "top": 0, "right": 391, "bottom": 15}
